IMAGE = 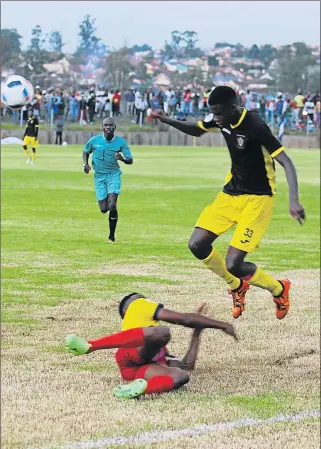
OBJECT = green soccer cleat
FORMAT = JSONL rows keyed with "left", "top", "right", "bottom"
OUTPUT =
{"left": 113, "top": 379, "right": 148, "bottom": 399}
{"left": 66, "top": 334, "right": 91, "bottom": 355}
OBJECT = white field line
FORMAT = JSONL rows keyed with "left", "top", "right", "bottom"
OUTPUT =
{"left": 37, "top": 409, "right": 320, "bottom": 449}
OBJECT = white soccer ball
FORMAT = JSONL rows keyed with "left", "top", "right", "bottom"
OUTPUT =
{"left": 62, "top": 141, "right": 68, "bottom": 146}
{"left": 1, "top": 75, "right": 34, "bottom": 110}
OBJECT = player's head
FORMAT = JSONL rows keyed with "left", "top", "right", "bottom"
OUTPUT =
{"left": 102, "top": 117, "right": 116, "bottom": 140}
{"left": 28, "top": 108, "right": 34, "bottom": 117}
{"left": 208, "top": 86, "right": 240, "bottom": 126}
{"left": 119, "top": 293, "right": 146, "bottom": 318}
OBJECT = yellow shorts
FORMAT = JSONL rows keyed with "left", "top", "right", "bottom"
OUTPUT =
{"left": 23, "top": 136, "right": 38, "bottom": 149}
{"left": 195, "top": 191, "right": 274, "bottom": 253}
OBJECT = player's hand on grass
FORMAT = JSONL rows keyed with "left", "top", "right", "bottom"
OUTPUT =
{"left": 289, "top": 199, "right": 306, "bottom": 225}
{"left": 83, "top": 163, "right": 91, "bottom": 174}
{"left": 222, "top": 323, "right": 238, "bottom": 341}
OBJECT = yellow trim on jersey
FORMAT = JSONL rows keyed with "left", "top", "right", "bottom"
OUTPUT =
{"left": 262, "top": 147, "right": 276, "bottom": 196}
{"left": 270, "top": 146, "right": 284, "bottom": 158}
{"left": 197, "top": 121, "right": 207, "bottom": 131}
{"left": 197, "top": 120, "right": 217, "bottom": 132}
{"left": 224, "top": 170, "right": 232, "bottom": 185}
{"left": 230, "top": 108, "right": 247, "bottom": 129}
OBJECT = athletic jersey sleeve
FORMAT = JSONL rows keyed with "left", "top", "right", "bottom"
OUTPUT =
{"left": 121, "top": 298, "right": 164, "bottom": 331}
{"left": 197, "top": 113, "right": 219, "bottom": 132}
{"left": 84, "top": 137, "right": 95, "bottom": 154}
{"left": 258, "top": 122, "right": 284, "bottom": 158}
{"left": 120, "top": 139, "right": 133, "bottom": 160}
{"left": 34, "top": 118, "right": 39, "bottom": 138}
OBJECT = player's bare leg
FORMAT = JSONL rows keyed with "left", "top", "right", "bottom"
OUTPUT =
{"left": 188, "top": 228, "right": 249, "bottom": 318}
{"left": 107, "top": 193, "right": 118, "bottom": 243}
{"left": 226, "top": 245, "right": 290, "bottom": 319}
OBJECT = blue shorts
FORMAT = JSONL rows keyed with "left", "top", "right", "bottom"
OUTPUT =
{"left": 94, "top": 172, "right": 121, "bottom": 201}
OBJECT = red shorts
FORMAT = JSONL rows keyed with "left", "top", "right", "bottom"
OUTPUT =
{"left": 115, "top": 347, "right": 168, "bottom": 381}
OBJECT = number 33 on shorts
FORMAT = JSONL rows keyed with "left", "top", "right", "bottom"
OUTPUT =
{"left": 240, "top": 228, "right": 254, "bottom": 244}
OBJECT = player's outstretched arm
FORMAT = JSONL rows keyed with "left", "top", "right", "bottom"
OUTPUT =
{"left": 180, "top": 303, "right": 208, "bottom": 370}
{"left": 157, "top": 307, "right": 237, "bottom": 340}
{"left": 274, "top": 151, "right": 306, "bottom": 224}
{"left": 151, "top": 110, "right": 205, "bottom": 137}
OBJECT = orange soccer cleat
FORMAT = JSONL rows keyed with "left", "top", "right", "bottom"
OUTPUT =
{"left": 229, "top": 280, "right": 250, "bottom": 319}
{"left": 273, "top": 279, "right": 291, "bottom": 319}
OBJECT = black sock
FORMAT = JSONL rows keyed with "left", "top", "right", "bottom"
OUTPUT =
{"left": 108, "top": 210, "right": 118, "bottom": 241}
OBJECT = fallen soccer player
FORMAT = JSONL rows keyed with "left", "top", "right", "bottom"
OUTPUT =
{"left": 66, "top": 293, "right": 237, "bottom": 398}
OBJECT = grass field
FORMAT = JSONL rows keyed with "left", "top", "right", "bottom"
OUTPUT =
{"left": 1, "top": 144, "right": 320, "bottom": 449}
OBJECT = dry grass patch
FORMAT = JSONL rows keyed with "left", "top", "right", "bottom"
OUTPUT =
{"left": 2, "top": 268, "right": 320, "bottom": 449}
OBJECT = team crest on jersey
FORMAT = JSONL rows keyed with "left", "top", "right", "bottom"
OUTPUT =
{"left": 204, "top": 113, "right": 214, "bottom": 123}
{"left": 236, "top": 134, "right": 247, "bottom": 149}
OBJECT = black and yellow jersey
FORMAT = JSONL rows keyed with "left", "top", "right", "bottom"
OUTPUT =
{"left": 24, "top": 116, "right": 39, "bottom": 138}
{"left": 197, "top": 109, "right": 284, "bottom": 196}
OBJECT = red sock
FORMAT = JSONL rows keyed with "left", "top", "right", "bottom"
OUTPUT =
{"left": 144, "top": 376, "right": 175, "bottom": 394}
{"left": 88, "top": 328, "right": 144, "bottom": 351}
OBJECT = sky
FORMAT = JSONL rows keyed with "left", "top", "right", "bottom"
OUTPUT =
{"left": 1, "top": 1, "right": 320, "bottom": 52}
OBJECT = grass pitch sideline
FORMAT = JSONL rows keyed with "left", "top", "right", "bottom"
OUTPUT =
{"left": 1, "top": 145, "right": 320, "bottom": 449}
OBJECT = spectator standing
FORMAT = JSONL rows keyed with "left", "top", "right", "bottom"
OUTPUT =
{"left": 315, "top": 100, "right": 321, "bottom": 127}
{"left": 135, "top": 94, "right": 148, "bottom": 125}
{"left": 294, "top": 90, "right": 304, "bottom": 119}
{"left": 78, "top": 93, "right": 87, "bottom": 125}
{"left": 192, "top": 93, "right": 200, "bottom": 117}
{"left": 304, "top": 97, "right": 315, "bottom": 124}
{"left": 87, "top": 92, "right": 96, "bottom": 124}
{"left": 259, "top": 95, "right": 266, "bottom": 119}
{"left": 183, "top": 89, "right": 192, "bottom": 116}
{"left": 55, "top": 114, "right": 64, "bottom": 145}
{"left": 164, "top": 87, "right": 174, "bottom": 115}
{"left": 112, "top": 89, "right": 121, "bottom": 116}
{"left": 104, "top": 99, "right": 111, "bottom": 118}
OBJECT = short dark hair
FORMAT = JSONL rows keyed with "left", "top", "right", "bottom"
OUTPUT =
{"left": 118, "top": 292, "right": 144, "bottom": 318}
{"left": 208, "top": 86, "right": 237, "bottom": 106}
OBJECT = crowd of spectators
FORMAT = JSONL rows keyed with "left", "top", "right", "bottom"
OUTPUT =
{"left": 1, "top": 84, "right": 320, "bottom": 134}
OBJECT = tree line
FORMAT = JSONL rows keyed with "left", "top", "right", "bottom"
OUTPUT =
{"left": 1, "top": 15, "right": 320, "bottom": 93}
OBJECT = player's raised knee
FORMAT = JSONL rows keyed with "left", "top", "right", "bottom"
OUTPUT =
{"left": 188, "top": 237, "right": 201, "bottom": 257}
{"left": 225, "top": 258, "right": 240, "bottom": 275}
{"left": 100, "top": 208, "right": 108, "bottom": 214}
{"left": 145, "top": 325, "right": 171, "bottom": 346}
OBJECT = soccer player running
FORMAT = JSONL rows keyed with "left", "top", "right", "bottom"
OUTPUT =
{"left": 152, "top": 86, "right": 306, "bottom": 320}
{"left": 66, "top": 293, "right": 237, "bottom": 399}
{"left": 83, "top": 117, "right": 133, "bottom": 243}
{"left": 23, "top": 108, "right": 39, "bottom": 165}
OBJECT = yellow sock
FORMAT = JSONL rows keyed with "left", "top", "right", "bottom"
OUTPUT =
{"left": 31, "top": 152, "right": 36, "bottom": 161}
{"left": 203, "top": 248, "right": 241, "bottom": 290}
{"left": 248, "top": 267, "right": 282, "bottom": 296}
{"left": 24, "top": 149, "right": 31, "bottom": 158}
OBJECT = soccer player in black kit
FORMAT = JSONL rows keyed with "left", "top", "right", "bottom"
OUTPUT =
{"left": 23, "top": 108, "right": 39, "bottom": 165}
{"left": 152, "top": 86, "right": 305, "bottom": 320}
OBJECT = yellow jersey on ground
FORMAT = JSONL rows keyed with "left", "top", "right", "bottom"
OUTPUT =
{"left": 121, "top": 298, "right": 163, "bottom": 331}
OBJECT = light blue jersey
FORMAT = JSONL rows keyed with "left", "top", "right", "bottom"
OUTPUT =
{"left": 84, "top": 134, "right": 133, "bottom": 175}
{"left": 84, "top": 134, "right": 133, "bottom": 200}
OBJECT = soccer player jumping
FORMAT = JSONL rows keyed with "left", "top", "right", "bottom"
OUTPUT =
{"left": 83, "top": 117, "right": 133, "bottom": 243}
{"left": 66, "top": 293, "right": 237, "bottom": 399}
{"left": 152, "top": 86, "right": 306, "bottom": 320}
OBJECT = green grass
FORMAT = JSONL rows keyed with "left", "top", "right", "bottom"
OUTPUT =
{"left": 1, "top": 144, "right": 320, "bottom": 449}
